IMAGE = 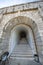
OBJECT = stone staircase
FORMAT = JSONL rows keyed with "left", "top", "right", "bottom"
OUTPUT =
{"left": 11, "top": 41, "right": 33, "bottom": 59}
{"left": 6, "top": 40, "right": 42, "bottom": 65}
{"left": 8, "top": 40, "right": 42, "bottom": 65}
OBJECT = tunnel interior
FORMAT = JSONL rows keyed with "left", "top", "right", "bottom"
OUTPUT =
{"left": 18, "top": 30, "right": 28, "bottom": 44}
{"left": 9, "top": 25, "right": 37, "bottom": 58}
{"left": 20, "top": 31, "right": 26, "bottom": 39}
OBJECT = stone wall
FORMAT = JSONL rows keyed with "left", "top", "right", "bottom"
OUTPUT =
{"left": 0, "top": 1, "right": 43, "bottom": 63}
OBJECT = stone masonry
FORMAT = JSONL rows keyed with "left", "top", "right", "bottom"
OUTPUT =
{"left": 0, "top": 1, "right": 43, "bottom": 65}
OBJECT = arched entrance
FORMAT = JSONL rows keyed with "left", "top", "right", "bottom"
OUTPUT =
{"left": 1, "top": 16, "right": 41, "bottom": 64}
{"left": 9, "top": 24, "right": 37, "bottom": 59}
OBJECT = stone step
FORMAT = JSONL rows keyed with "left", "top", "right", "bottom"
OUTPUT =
{"left": 11, "top": 54, "right": 33, "bottom": 57}
{"left": 8, "top": 58, "right": 41, "bottom": 65}
{"left": 11, "top": 51, "right": 32, "bottom": 56}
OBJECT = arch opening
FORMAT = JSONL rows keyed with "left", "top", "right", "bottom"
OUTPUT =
{"left": 1, "top": 16, "right": 41, "bottom": 61}
{"left": 8, "top": 24, "right": 37, "bottom": 59}
{"left": 19, "top": 30, "right": 26, "bottom": 40}
{"left": 18, "top": 30, "right": 28, "bottom": 44}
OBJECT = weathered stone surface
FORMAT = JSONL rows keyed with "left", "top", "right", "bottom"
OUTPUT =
{"left": 0, "top": 1, "right": 42, "bottom": 14}
{"left": 0, "top": 1, "right": 43, "bottom": 65}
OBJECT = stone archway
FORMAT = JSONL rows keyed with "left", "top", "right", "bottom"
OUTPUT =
{"left": 1, "top": 16, "right": 42, "bottom": 62}
{"left": 9, "top": 24, "right": 37, "bottom": 59}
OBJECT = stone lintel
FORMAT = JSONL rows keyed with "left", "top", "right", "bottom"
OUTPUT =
{"left": 0, "top": 1, "right": 43, "bottom": 15}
